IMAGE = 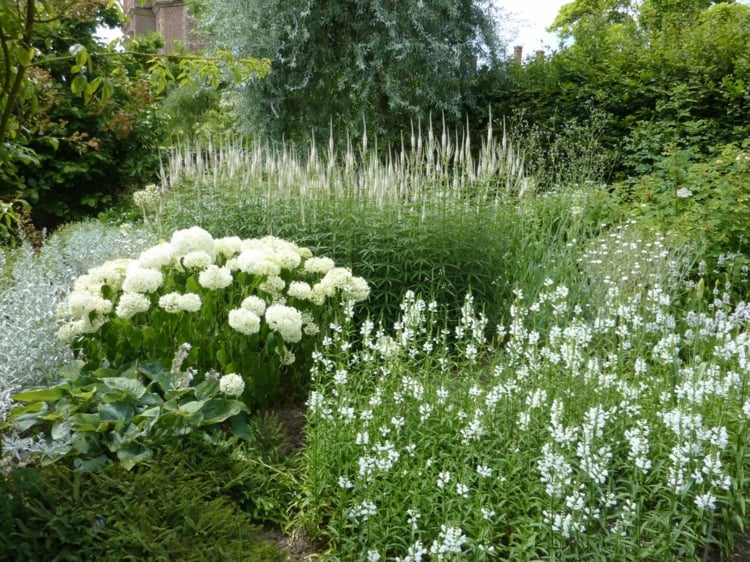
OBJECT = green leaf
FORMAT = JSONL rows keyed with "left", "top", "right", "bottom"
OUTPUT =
{"left": 230, "top": 413, "right": 251, "bottom": 441}
{"left": 200, "top": 398, "right": 245, "bottom": 425}
{"left": 74, "top": 455, "right": 108, "bottom": 473}
{"left": 70, "top": 412, "right": 105, "bottom": 432}
{"left": 69, "top": 384, "right": 97, "bottom": 400}
{"left": 179, "top": 400, "right": 205, "bottom": 414}
{"left": 13, "top": 387, "right": 65, "bottom": 403}
{"left": 216, "top": 348, "right": 229, "bottom": 368}
{"left": 117, "top": 444, "right": 153, "bottom": 471}
{"left": 7, "top": 401, "right": 46, "bottom": 419}
{"left": 59, "top": 360, "right": 85, "bottom": 380}
{"left": 71, "top": 432, "right": 93, "bottom": 454}
{"left": 102, "top": 377, "right": 147, "bottom": 398}
{"left": 51, "top": 420, "right": 71, "bottom": 441}
{"left": 139, "top": 361, "right": 164, "bottom": 381}
{"left": 71, "top": 73, "right": 87, "bottom": 97}
{"left": 193, "top": 378, "right": 219, "bottom": 401}
{"left": 98, "top": 401, "right": 133, "bottom": 421}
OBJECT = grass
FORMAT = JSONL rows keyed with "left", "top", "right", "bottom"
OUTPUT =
{"left": 2, "top": 125, "right": 749, "bottom": 560}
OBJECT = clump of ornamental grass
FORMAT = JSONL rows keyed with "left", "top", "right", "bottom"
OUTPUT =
{"left": 0, "top": 221, "right": 156, "bottom": 418}
{"left": 143, "top": 124, "right": 619, "bottom": 328}
{"left": 301, "top": 239, "right": 750, "bottom": 560}
{"left": 53, "top": 226, "right": 369, "bottom": 408}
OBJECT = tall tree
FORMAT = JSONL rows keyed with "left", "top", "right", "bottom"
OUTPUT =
{"left": 0, "top": 1, "right": 119, "bottom": 162}
{"left": 490, "top": 0, "right": 750, "bottom": 179}
{"left": 187, "top": 0, "right": 504, "bottom": 144}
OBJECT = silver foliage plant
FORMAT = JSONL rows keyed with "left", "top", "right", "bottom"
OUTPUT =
{"left": 0, "top": 221, "right": 156, "bottom": 427}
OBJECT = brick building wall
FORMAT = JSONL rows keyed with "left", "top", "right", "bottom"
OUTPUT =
{"left": 122, "top": 0, "right": 204, "bottom": 53}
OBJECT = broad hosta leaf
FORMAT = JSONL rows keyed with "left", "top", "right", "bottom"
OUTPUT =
{"left": 98, "top": 401, "right": 133, "bottom": 422}
{"left": 70, "top": 412, "right": 105, "bottom": 432}
{"left": 6, "top": 401, "right": 46, "bottom": 420}
{"left": 51, "top": 420, "right": 71, "bottom": 441}
{"left": 102, "top": 377, "right": 147, "bottom": 398}
{"left": 200, "top": 398, "right": 245, "bottom": 425}
{"left": 179, "top": 400, "right": 205, "bottom": 414}
{"left": 193, "top": 378, "right": 219, "bottom": 401}
{"left": 13, "top": 387, "right": 65, "bottom": 403}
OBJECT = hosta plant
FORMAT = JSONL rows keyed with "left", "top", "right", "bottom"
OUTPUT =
{"left": 54, "top": 226, "right": 369, "bottom": 408}
{"left": 2, "top": 359, "right": 249, "bottom": 471}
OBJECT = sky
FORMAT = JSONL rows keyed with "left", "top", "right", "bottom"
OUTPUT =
{"left": 496, "top": 0, "right": 569, "bottom": 55}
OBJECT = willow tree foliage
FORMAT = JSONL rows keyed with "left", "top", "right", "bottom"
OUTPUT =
{"left": 187, "top": 0, "right": 505, "bottom": 143}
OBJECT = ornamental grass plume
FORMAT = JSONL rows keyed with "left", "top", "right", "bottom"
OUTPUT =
{"left": 55, "top": 226, "right": 369, "bottom": 407}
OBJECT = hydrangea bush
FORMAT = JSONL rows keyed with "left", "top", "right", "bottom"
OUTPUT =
{"left": 55, "top": 226, "right": 370, "bottom": 408}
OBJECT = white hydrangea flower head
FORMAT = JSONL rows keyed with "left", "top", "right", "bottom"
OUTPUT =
{"left": 159, "top": 292, "right": 202, "bottom": 313}
{"left": 310, "top": 267, "right": 370, "bottom": 303}
{"left": 259, "top": 276, "right": 286, "bottom": 297}
{"left": 228, "top": 308, "right": 261, "bottom": 335}
{"left": 72, "top": 273, "right": 98, "bottom": 293}
{"left": 314, "top": 267, "right": 353, "bottom": 297}
{"left": 138, "top": 243, "right": 174, "bottom": 270}
{"left": 66, "top": 291, "right": 113, "bottom": 318}
{"left": 116, "top": 292, "right": 151, "bottom": 319}
{"left": 198, "top": 265, "right": 233, "bottom": 290}
{"left": 159, "top": 292, "right": 183, "bottom": 313}
{"left": 303, "top": 256, "right": 336, "bottom": 275}
{"left": 265, "top": 304, "right": 303, "bottom": 343}
{"left": 178, "top": 293, "right": 202, "bottom": 312}
{"left": 271, "top": 249, "right": 302, "bottom": 270}
{"left": 287, "top": 281, "right": 313, "bottom": 301}
{"left": 86, "top": 258, "right": 132, "bottom": 291}
{"left": 170, "top": 226, "right": 215, "bottom": 260}
{"left": 236, "top": 249, "right": 281, "bottom": 277}
{"left": 219, "top": 373, "right": 245, "bottom": 397}
{"left": 214, "top": 236, "right": 243, "bottom": 260}
{"left": 240, "top": 295, "right": 267, "bottom": 316}
{"left": 343, "top": 275, "right": 371, "bottom": 302}
{"left": 57, "top": 321, "right": 83, "bottom": 344}
{"left": 122, "top": 265, "right": 164, "bottom": 293}
{"left": 181, "top": 250, "right": 214, "bottom": 270}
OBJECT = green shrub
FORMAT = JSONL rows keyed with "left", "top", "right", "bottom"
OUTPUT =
{"left": 621, "top": 140, "right": 750, "bottom": 272}
{"left": 54, "top": 227, "right": 369, "bottom": 409}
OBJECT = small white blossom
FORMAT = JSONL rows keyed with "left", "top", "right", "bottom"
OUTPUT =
{"left": 181, "top": 250, "right": 213, "bottom": 269}
{"left": 228, "top": 308, "right": 261, "bottom": 335}
{"left": 265, "top": 304, "right": 303, "bottom": 343}
{"left": 240, "top": 295, "right": 267, "bottom": 316}
{"left": 219, "top": 373, "right": 245, "bottom": 396}
{"left": 115, "top": 292, "right": 151, "bottom": 319}
{"left": 198, "top": 265, "right": 233, "bottom": 290}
